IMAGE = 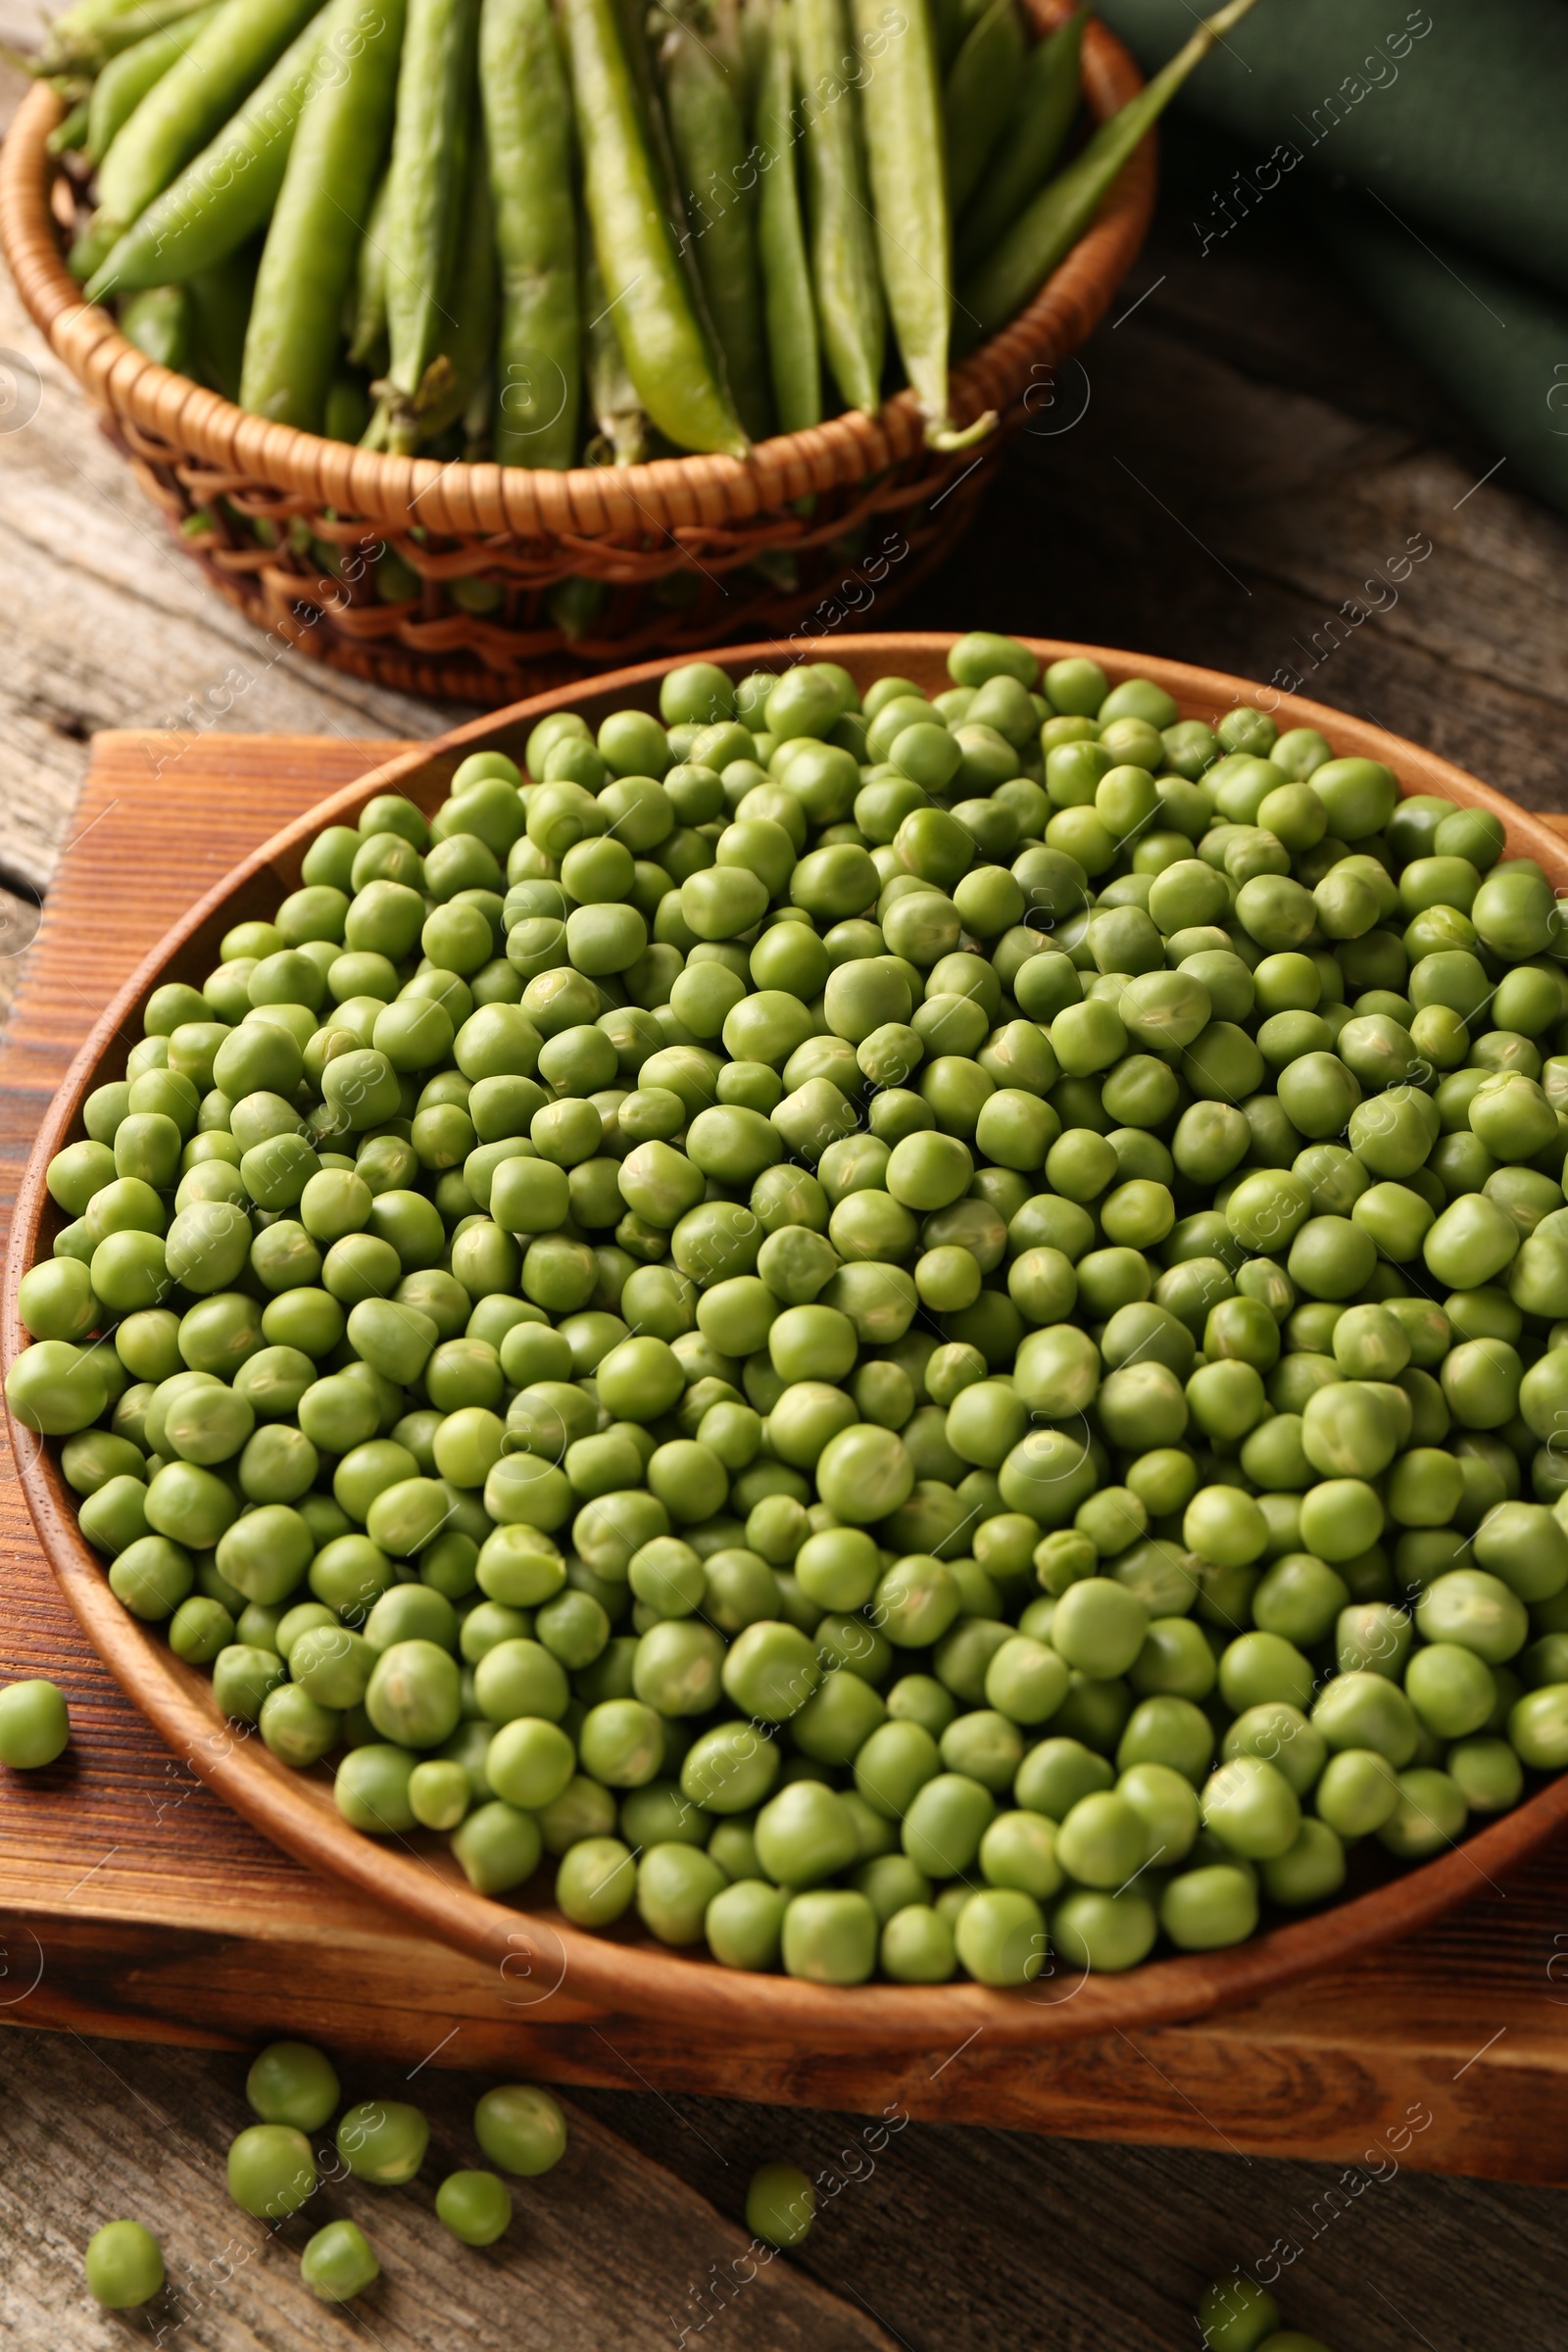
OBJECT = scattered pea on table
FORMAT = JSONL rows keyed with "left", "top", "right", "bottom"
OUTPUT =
{"left": 300, "top": 2218, "right": 381, "bottom": 2303}
{"left": 746, "top": 2161, "right": 815, "bottom": 2249}
{"left": 84, "top": 2218, "right": 164, "bottom": 2310}
{"left": 0, "top": 1677, "right": 70, "bottom": 1769}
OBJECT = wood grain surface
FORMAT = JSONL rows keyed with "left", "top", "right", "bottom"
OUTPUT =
{"left": 6, "top": 26, "right": 1568, "bottom": 2341}
{"left": 0, "top": 2034, "right": 893, "bottom": 2352}
{"left": 6, "top": 2029, "right": 1567, "bottom": 2352}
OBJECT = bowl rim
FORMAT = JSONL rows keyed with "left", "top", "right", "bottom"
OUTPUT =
{"left": 0, "top": 4, "right": 1152, "bottom": 542}
{"left": 11, "top": 631, "right": 1568, "bottom": 2049}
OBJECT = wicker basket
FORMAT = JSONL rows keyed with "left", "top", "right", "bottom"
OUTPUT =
{"left": 0, "top": 8, "right": 1152, "bottom": 703}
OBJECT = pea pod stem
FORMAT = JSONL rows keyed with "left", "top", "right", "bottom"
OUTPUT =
{"left": 754, "top": 0, "right": 820, "bottom": 434}
{"left": 955, "top": 0, "right": 1084, "bottom": 280}
{"left": 74, "top": 0, "right": 325, "bottom": 280}
{"left": 83, "top": 6, "right": 332, "bottom": 299}
{"left": 560, "top": 0, "right": 748, "bottom": 459}
{"left": 795, "top": 0, "right": 883, "bottom": 416}
{"left": 38, "top": 0, "right": 218, "bottom": 79}
{"left": 240, "top": 0, "right": 406, "bottom": 429}
{"left": 480, "top": 0, "right": 580, "bottom": 469}
{"left": 960, "top": 0, "right": 1262, "bottom": 348}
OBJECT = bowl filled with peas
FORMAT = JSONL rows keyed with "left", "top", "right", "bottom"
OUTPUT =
{"left": 11, "top": 631, "right": 1568, "bottom": 2047}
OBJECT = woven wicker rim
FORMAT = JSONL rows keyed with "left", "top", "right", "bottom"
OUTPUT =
{"left": 0, "top": 2, "right": 1153, "bottom": 538}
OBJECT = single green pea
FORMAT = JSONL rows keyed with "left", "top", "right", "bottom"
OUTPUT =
{"left": 84, "top": 2220, "right": 166, "bottom": 2310}
{"left": 1197, "top": 2278, "right": 1282, "bottom": 2352}
{"left": 738, "top": 2159, "right": 814, "bottom": 2249}
{"left": 1200, "top": 1754, "right": 1301, "bottom": 1860}
{"left": 434, "top": 2169, "right": 514, "bottom": 2248}
{"left": 227, "top": 2122, "right": 317, "bottom": 2218}
{"left": 1051, "top": 1886, "right": 1157, "bottom": 1974}
{"left": 300, "top": 2220, "right": 380, "bottom": 2304}
{"left": 778, "top": 1887, "right": 878, "bottom": 1984}
{"left": 1314, "top": 1746, "right": 1399, "bottom": 1838}
{"left": 0, "top": 1678, "right": 70, "bottom": 1769}
{"left": 336, "top": 2097, "right": 429, "bottom": 2185}
{"left": 246, "top": 2040, "right": 340, "bottom": 2132}
{"left": 473, "top": 2082, "right": 567, "bottom": 2175}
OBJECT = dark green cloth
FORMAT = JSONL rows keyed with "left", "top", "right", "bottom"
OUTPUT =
{"left": 1096, "top": 0, "right": 1568, "bottom": 512}
{"left": 1097, "top": 0, "right": 1568, "bottom": 300}
{"left": 1319, "top": 198, "right": 1568, "bottom": 514}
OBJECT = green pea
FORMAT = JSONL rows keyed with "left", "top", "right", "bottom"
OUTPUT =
{"left": 1200, "top": 1754, "right": 1300, "bottom": 1860}
{"left": 228, "top": 2122, "right": 317, "bottom": 2219}
{"left": 84, "top": 2219, "right": 166, "bottom": 2310}
{"left": 1051, "top": 1886, "right": 1157, "bottom": 1973}
{"left": 1446, "top": 1736, "right": 1524, "bottom": 1812}
{"left": 1507, "top": 1682, "right": 1568, "bottom": 1768}
{"left": 780, "top": 1887, "right": 878, "bottom": 1983}
{"left": 300, "top": 2220, "right": 381, "bottom": 2303}
{"left": 0, "top": 1674, "right": 69, "bottom": 1769}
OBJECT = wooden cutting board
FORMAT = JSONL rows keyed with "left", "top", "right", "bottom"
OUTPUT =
{"left": 6, "top": 730, "right": 1568, "bottom": 2187}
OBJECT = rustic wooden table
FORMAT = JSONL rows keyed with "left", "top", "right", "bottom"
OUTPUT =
{"left": 4, "top": 24, "right": 1568, "bottom": 2342}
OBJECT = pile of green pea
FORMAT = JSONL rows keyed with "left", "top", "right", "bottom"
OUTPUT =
{"left": 14, "top": 627, "right": 1568, "bottom": 1990}
{"left": 1199, "top": 2276, "right": 1333, "bottom": 2352}
{"left": 83, "top": 2043, "right": 565, "bottom": 2309}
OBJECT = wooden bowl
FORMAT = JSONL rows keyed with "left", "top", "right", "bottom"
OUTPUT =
{"left": 0, "top": 9, "right": 1152, "bottom": 706}
{"left": 11, "top": 634, "right": 1568, "bottom": 2051}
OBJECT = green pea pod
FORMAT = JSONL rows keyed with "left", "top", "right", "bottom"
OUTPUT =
{"left": 610, "top": 0, "right": 731, "bottom": 389}
{"left": 581, "top": 220, "right": 647, "bottom": 464}
{"left": 83, "top": 8, "right": 331, "bottom": 300}
{"left": 46, "top": 101, "right": 92, "bottom": 157}
{"left": 955, "top": 0, "right": 1084, "bottom": 279}
{"left": 347, "top": 168, "right": 391, "bottom": 370}
{"left": 962, "top": 0, "right": 1261, "bottom": 344}
{"left": 942, "top": 0, "right": 1024, "bottom": 219}
{"left": 84, "top": 5, "right": 220, "bottom": 165}
{"left": 240, "top": 0, "right": 406, "bottom": 429}
{"left": 549, "top": 575, "right": 607, "bottom": 638}
{"left": 38, "top": 0, "right": 219, "bottom": 78}
{"left": 661, "top": 18, "right": 771, "bottom": 441}
{"left": 709, "top": 0, "right": 746, "bottom": 91}
{"left": 40, "top": 0, "right": 154, "bottom": 67}
{"left": 73, "top": 0, "right": 327, "bottom": 281}
{"left": 927, "top": 0, "right": 963, "bottom": 70}
{"left": 851, "top": 0, "right": 956, "bottom": 434}
{"left": 755, "top": 0, "right": 820, "bottom": 434}
{"left": 119, "top": 281, "right": 192, "bottom": 368}
{"left": 186, "top": 248, "right": 257, "bottom": 398}
{"left": 740, "top": 0, "right": 772, "bottom": 112}
{"left": 410, "top": 122, "right": 498, "bottom": 449}
{"left": 481, "top": 0, "right": 579, "bottom": 469}
{"left": 375, "top": 0, "right": 481, "bottom": 434}
{"left": 795, "top": 0, "right": 883, "bottom": 416}
{"left": 560, "top": 0, "right": 748, "bottom": 458}
{"left": 323, "top": 372, "right": 372, "bottom": 441}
